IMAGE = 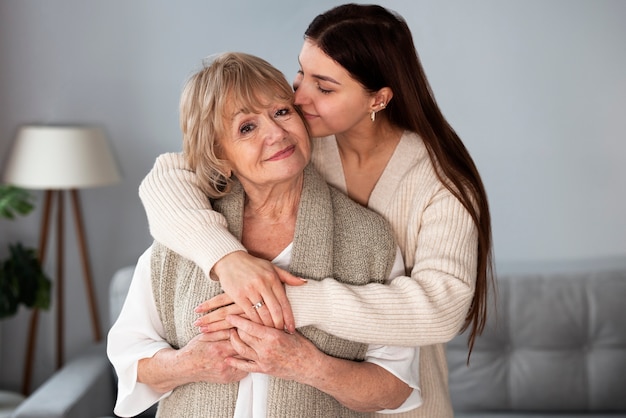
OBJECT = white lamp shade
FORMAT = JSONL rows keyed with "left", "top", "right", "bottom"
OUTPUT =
{"left": 3, "top": 125, "right": 122, "bottom": 189}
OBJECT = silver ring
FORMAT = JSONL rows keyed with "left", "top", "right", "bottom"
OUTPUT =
{"left": 252, "top": 300, "right": 264, "bottom": 310}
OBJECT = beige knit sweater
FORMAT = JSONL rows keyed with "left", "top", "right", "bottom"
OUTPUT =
{"left": 138, "top": 131, "right": 479, "bottom": 418}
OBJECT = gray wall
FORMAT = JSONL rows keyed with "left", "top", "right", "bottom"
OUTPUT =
{"left": 1, "top": 0, "right": 625, "bottom": 393}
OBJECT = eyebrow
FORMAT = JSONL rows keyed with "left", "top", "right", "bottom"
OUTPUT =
{"left": 229, "top": 108, "right": 246, "bottom": 121}
{"left": 313, "top": 74, "right": 340, "bottom": 85}
{"left": 298, "top": 56, "right": 341, "bottom": 85}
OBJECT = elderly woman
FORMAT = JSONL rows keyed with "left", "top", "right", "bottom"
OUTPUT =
{"left": 107, "top": 52, "right": 421, "bottom": 417}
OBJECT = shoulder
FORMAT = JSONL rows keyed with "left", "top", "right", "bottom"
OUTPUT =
{"left": 395, "top": 131, "right": 449, "bottom": 198}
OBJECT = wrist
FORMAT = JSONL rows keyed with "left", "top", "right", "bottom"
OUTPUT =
{"left": 295, "top": 343, "right": 329, "bottom": 387}
{"left": 211, "top": 250, "right": 248, "bottom": 281}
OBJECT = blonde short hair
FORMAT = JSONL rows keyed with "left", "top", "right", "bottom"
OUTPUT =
{"left": 180, "top": 52, "right": 296, "bottom": 198}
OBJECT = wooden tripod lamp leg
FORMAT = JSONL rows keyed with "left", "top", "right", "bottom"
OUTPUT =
{"left": 20, "top": 189, "right": 103, "bottom": 395}
{"left": 21, "top": 190, "right": 53, "bottom": 395}
{"left": 70, "top": 189, "right": 102, "bottom": 342}
{"left": 56, "top": 190, "right": 65, "bottom": 370}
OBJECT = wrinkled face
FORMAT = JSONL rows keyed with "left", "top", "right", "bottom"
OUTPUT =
{"left": 219, "top": 96, "right": 310, "bottom": 192}
{"left": 293, "top": 39, "right": 373, "bottom": 138}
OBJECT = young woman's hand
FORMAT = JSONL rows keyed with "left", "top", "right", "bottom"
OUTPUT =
{"left": 194, "top": 293, "right": 244, "bottom": 332}
{"left": 200, "top": 251, "right": 306, "bottom": 333}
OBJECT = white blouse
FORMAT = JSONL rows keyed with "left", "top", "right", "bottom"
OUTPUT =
{"left": 107, "top": 244, "right": 422, "bottom": 417}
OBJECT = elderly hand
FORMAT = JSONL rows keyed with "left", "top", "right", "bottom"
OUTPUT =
{"left": 223, "top": 314, "right": 320, "bottom": 382}
{"left": 222, "top": 315, "right": 414, "bottom": 412}
{"left": 200, "top": 251, "right": 306, "bottom": 334}
{"left": 137, "top": 330, "right": 247, "bottom": 393}
{"left": 179, "top": 331, "right": 248, "bottom": 384}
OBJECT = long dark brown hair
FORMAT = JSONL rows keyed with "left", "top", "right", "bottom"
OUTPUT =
{"left": 305, "top": 3, "right": 495, "bottom": 355}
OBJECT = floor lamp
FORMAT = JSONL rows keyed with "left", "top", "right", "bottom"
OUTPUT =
{"left": 3, "top": 125, "right": 122, "bottom": 394}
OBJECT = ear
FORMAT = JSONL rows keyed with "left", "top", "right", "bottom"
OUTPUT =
{"left": 369, "top": 87, "right": 394, "bottom": 112}
{"left": 222, "top": 161, "right": 233, "bottom": 178}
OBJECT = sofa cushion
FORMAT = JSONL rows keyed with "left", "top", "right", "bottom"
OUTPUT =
{"left": 447, "top": 267, "right": 626, "bottom": 414}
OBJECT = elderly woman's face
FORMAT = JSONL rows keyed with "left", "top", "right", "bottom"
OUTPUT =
{"left": 220, "top": 98, "right": 310, "bottom": 190}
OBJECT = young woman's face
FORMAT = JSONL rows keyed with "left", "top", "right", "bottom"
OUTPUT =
{"left": 293, "top": 40, "right": 374, "bottom": 138}
{"left": 219, "top": 96, "right": 310, "bottom": 192}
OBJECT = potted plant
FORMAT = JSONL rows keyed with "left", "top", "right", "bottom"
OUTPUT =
{"left": 0, "top": 185, "right": 51, "bottom": 319}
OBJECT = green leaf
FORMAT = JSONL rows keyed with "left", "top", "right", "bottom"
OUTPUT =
{"left": 0, "top": 243, "right": 52, "bottom": 318}
{"left": 0, "top": 185, "right": 35, "bottom": 220}
{"left": 0, "top": 262, "right": 19, "bottom": 319}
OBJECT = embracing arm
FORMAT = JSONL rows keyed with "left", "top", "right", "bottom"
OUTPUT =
{"left": 287, "top": 190, "right": 478, "bottom": 346}
{"left": 196, "top": 190, "right": 478, "bottom": 347}
{"left": 141, "top": 154, "right": 478, "bottom": 347}
{"left": 138, "top": 153, "right": 244, "bottom": 275}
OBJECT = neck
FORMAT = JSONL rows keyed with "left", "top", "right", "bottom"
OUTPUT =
{"left": 242, "top": 174, "right": 303, "bottom": 222}
{"left": 335, "top": 120, "right": 403, "bottom": 163}
{"left": 240, "top": 174, "right": 302, "bottom": 260}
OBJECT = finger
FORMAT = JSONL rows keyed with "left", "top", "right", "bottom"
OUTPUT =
{"left": 198, "top": 319, "right": 233, "bottom": 333}
{"left": 194, "top": 303, "right": 244, "bottom": 328}
{"left": 195, "top": 293, "right": 234, "bottom": 313}
{"left": 254, "top": 291, "right": 283, "bottom": 331}
{"left": 226, "top": 314, "right": 267, "bottom": 340}
{"left": 225, "top": 356, "right": 261, "bottom": 374}
{"left": 272, "top": 269, "right": 298, "bottom": 333}
{"left": 242, "top": 296, "right": 271, "bottom": 327}
{"left": 196, "top": 329, "right": 231, "bottom": 342}
{"left": 228, "top": 328, "right": 257, "bottom": 363}
{"left": 275, "top": 267, "right": 308, "bottom": 287}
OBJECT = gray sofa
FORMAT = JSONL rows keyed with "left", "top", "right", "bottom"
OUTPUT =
{"left": 447, "top": 259, "right": 626, "bottom": 417}
{"left": 12, "top": 260, "right": 626, "bottom": 418}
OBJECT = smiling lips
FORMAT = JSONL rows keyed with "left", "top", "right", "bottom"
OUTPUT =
{"left": 266, "top": 145, "right": 296, "bottom": 161}
{"left": 301, "top": 111, "right": 318, "bottom": 121}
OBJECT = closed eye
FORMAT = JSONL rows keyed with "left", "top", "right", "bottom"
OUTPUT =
{"left": 317, "top": 84, "right": 332, "bottom": 94}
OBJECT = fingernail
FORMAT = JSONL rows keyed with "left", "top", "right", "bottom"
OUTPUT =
{"left": 299, "top": 277, "right": 307, "bottom": 282}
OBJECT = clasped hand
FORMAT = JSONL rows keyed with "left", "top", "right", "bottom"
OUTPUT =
{"left": 225, "top": 314, "right": 318, "bottom": 382}
{"left": 197, "top": 251, "right": 306, "bottom": 333}
{"left": 187, "top": 315, "right": 315, "bottom": 384}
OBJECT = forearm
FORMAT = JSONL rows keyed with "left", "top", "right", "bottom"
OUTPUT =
{"left": 300, "top": 351, "right": 411, "bottom": 412}
{"left": 288, "top": 275, "right": 473, "bottom": 346}
{"left": 137, "top": 348, "right": 195, "bottom": 393}
{"left": 288, "top": 193, "right": 479, "bottom": 346}
{"left": 138, "top": 152, "right": 245, "bottom": 275}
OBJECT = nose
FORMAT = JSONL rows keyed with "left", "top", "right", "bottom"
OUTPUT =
{"left": 293, "top": 86, "right": 306, "bottom": 106}
{"left": 264, "top": 116, "right": 288, "bottom": 145}
{"left": 293, "top": 77, "right": 309, "bottom": 106}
